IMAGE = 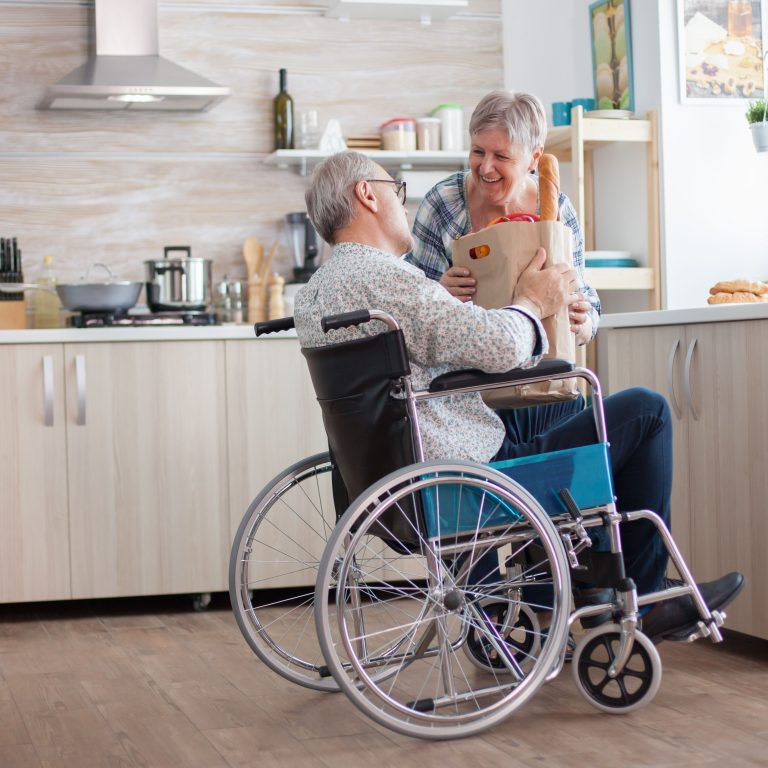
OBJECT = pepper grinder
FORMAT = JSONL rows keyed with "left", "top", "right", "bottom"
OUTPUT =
{"left": 247, "top": 275, "right": 267, "bottom": 324}
{"left": 268, "top": 273, "right": 285, "bottom": 320}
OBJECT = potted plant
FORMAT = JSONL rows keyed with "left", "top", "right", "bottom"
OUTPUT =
{"left": 746, "top": 99, "right": 768, "bottom": 152}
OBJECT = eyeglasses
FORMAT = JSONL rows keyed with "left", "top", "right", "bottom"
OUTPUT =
{"left": 366, "top": 178, "right": 407, "bottom": 205}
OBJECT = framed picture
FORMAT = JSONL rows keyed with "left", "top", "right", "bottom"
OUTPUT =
{"left": 589, "top": 0, "right": 635, "bottom": 112}
{"left": 678, "top": 0, "right": 765, "bottom": 101}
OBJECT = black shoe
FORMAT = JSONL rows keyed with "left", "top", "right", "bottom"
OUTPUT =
{"left": 640, "top": 572, "right": 745, "bottom": 642}
{"left": 573, "top": 587, "right": 616, "bottom": 629}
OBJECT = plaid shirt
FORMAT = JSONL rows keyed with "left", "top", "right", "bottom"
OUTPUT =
{"left": 405, "top": 170, "right": 601, "bottom": 335}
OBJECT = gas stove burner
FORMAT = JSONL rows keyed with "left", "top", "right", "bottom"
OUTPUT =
{"left": 69, "top": 310, "right": 218, "bottom": 328}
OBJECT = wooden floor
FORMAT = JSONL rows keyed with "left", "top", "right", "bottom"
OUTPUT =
{"left": 1, "top": 594, "right": 767, "bottom": 768}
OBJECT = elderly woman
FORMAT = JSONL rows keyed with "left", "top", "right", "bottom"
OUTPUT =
{"left": 405, "top": 90, "right": 600, "bottom": 439}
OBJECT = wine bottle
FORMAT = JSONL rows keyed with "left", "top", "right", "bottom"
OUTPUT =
{"left": 274, "top": 68, "right": 295, "bottom": 150}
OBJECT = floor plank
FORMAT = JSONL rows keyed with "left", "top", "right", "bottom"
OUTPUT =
{"left": 0, "top": 594, "right": 766, "bottom": 768}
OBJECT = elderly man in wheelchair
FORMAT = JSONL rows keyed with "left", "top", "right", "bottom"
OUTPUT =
{"left": 229, "top": 151, "right": 744, "bottom": 740}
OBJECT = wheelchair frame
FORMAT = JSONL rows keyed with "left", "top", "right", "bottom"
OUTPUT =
{"left": 230, "top": 309, "right": 727, "bottom": 740}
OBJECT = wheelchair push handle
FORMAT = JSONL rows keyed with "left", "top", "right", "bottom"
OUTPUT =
{"left": 321, "top": 310, "right": 371, "bottom": 332}
{"left": 322, "top": 309, "right": 401, "bottom": 333}
{"left": 254, "top": 317, "right": 295, "bottom": 336}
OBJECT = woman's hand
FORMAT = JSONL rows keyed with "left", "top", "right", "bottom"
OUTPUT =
{"left": 568, "top": 292, "right": 593, "bottom": 345}
{"left": 440, "top": 266, "right": 476, "bottom": 302}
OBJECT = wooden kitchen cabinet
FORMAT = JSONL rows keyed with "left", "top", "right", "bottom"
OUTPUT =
{"left": 0, "top": 344, "right": 70, "bottom": 602}
{"left": 598, "top": 318, "right": 768, "bottom": 639}
{"left": 64, "top": 341, "right": 230, "bottom": 599}
{"left": 225, "top": 338, "right": 328, "bottom": 587}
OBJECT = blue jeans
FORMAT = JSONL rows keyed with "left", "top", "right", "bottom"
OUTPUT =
{"left": 491, "top": 388, "right": 672, "bottom": 596}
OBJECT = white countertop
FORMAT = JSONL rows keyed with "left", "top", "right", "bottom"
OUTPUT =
{"left": 0, "top": 324, "right": 298, "bottom": 344}
{"left": 600, "top": 302, "right": 768, "bottom": 329}
{"left": 5, "top": 302, "right": 767, "bottom": 342}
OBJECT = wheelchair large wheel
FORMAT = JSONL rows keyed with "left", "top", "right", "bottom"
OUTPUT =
{"left": 229, "top": 452, "right": 340, "bottom": 692}
{"left": 572, "top": 624, "right": 662, "bottom": 714}
{"left": 315, "top": 461, "right": 572, "bottom": 740}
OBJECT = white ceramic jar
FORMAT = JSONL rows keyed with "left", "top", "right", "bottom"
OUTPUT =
{"left": 431, "top": 104, "right": 464, "bottom": 151}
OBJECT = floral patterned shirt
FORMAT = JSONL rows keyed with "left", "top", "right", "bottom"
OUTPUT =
{"left": 404, "top": 170, "right": 601, "bottom": 336}
{"left": 294, "top": 242, "right": 547, "bottom": 462}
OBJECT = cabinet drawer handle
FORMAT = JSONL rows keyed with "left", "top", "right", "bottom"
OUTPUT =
{"left": 666, "top": 338, "right": 683, "bottom": 419}
{"left": 75, "top": 354, "right": 87, "bottom": 426}
{"left": 683, "top": 337, "right": 699, "bottom": 421}
{"left": 42, "top": 355, "right": 54, "bottom": 427}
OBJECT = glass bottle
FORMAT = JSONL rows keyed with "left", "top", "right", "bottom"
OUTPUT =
{"left": 727, "top": 0, "right": 752, "bottom": 38}
{"left": 32, "top": 255, "right": 61, "bottom": 328}
{"left": 274, "top": 68, "right": 295, "bottom": 150}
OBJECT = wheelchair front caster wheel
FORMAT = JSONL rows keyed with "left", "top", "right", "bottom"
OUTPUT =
{"left": 464, "top": 602, "right": 541, "bottom": 674}
{"left": 572, "top": 624, "right": 661, "bottom": 714}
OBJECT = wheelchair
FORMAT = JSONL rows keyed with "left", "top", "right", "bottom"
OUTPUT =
{"left": 230, "top": 308, "right": 728, "bottom": 740}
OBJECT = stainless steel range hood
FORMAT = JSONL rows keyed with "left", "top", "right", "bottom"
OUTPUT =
{"left": 39, "top": 0, "right": 230, "bottom": 112}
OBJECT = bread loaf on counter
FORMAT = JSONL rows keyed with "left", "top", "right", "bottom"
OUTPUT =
{"left": 710, "top": 279, "right": 768, "bottom": 296}
{"left": 707, "top": 290, "right": 765, "bottom": 305}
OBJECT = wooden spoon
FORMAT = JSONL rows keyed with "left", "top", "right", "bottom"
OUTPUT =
{"left": 243, "top": 237, "right": 263, "bottom": 282}
{"left": 260, "top": 241, "right": 279, "bottom": 283}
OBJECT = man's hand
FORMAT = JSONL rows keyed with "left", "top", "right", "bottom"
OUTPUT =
{"left": 440, "top": 266, "right": 476, "bottom": 302}
{"left": 569, "top": 292, "right": 593, "bottom": 345}
{"left": 512, "top": 247, "right": 576, "bottom": 319}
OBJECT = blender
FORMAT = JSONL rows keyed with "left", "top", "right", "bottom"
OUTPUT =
{"left": 285, "top": 211, "right": 319, "bottom": 283}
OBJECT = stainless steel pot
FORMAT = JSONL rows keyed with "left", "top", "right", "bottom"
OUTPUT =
{"left": 144, "top": 246, "right": 212, "bottom": 311}
{"left": 56, "top": 263, "right": 143, "bottom": 313}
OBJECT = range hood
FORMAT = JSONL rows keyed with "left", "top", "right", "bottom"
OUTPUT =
{"left": 39, "top": 0, "right": 230, "bottom": 112}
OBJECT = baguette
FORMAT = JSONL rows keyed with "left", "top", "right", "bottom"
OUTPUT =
{"left": 538, "top": 154, "right": 560, "bottom": 221}
{"left": 709, "top": 279, "right": 768, "bottom": 296}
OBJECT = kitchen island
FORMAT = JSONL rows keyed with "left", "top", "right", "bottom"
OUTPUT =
{"left": 0, "top": 326, "right": 324, "bottom": 606}
{"left": 597, "top": 302, "right": 768, "bottom": 639}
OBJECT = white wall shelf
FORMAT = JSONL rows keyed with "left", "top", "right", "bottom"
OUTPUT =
{"left": 264, "top": 149, "right": 468, "bottom": 176}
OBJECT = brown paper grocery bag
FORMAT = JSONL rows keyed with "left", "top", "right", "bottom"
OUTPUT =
{"left": 451, "top": 219, "right": 578, "bottom": 407}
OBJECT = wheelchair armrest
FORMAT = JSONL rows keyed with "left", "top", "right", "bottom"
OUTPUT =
{"left": 255, "top": 317, "right": 295, "bottom": 336}
{"left": 428, "top": 358, "right": 575, "bottom": 393}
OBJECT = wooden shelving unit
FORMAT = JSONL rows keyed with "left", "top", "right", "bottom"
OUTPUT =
{"left": 544, "top": 106, "right": 661, "bottom": 310}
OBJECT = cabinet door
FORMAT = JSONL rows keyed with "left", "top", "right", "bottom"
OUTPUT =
{"left": 597, "top": 325, "right": 692, "bottom": 565}
{"left": 0, "top": 345, "right": 70, "bottom": 602}
{"left": 685, "top": 321, "right": 768, "bottom": 638}
{"left": 226, "top": 339, "right": 328, "bottom": 586}
{"left": 65, "top": 341, "right": 229, "bottom": 598}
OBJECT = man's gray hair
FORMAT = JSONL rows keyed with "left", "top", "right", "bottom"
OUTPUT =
{"left": 305, "top": 151, "right": 379, "bottom": 244}
{"left": 468, "top": 91, "right": 547, "bottom": 153}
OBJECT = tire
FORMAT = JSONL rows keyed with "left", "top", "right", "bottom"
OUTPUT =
{"left": 229, "top": 452, "right": 340, "bottom": 692}
{"left": 314, "top": 460, "right": 572, "bottom": 740}
{"left": 572, "top": 624, "right": 662, "bottom": 714}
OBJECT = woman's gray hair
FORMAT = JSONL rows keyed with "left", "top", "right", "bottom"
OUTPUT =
{"left": 468, "top": 91, "right": 547, "bottom": 153}
{"left": 305, "top": 151, "right": 378, "bottom": 244}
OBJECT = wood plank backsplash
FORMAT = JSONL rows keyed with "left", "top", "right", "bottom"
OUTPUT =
{"left": 0, "top": 0, "right": 501, "bottom": 285}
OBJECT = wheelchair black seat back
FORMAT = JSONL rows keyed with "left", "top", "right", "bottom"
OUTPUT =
{"left": 301, "top": 327, "right": 423, "bottom": 547}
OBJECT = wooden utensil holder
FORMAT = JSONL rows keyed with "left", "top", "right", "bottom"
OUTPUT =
{"left": 0, "top": 299, "right": 26, "bottom": 329}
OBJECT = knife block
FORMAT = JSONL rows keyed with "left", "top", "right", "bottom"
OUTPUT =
{"left": 0, "top": 299, "right": 26, "bottom": 329}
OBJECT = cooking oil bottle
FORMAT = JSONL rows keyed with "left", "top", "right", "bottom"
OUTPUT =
{"left": 32, "top": 255, "right": 61, "bottom": 328}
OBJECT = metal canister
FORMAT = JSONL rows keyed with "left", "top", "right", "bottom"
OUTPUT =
{"left": 144, "top": 246, "right": 212, "bottom": 311}
{"left": 213, "top": 277, "right": 247, "bottom": 324}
